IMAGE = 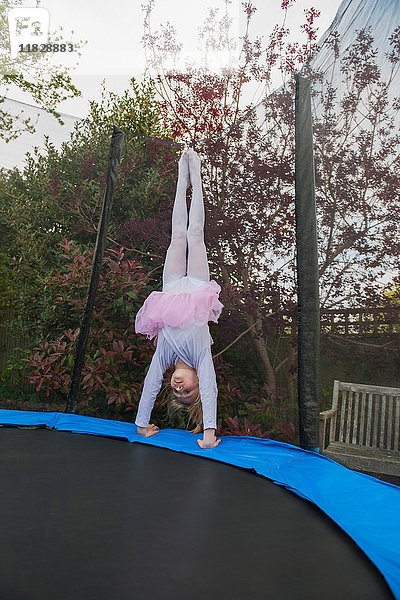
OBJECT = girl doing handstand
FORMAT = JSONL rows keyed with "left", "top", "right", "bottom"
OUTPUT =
{"left": 134, "top": 149, "right": 222, "bottom": 449}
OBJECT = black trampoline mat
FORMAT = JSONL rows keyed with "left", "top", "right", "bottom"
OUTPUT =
{"left": 0, "top": 427, "right": 394, "bottom": 600}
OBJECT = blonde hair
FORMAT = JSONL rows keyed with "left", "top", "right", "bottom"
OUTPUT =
{"left": 166, "top": 389, "right": 203, "bottom": 428}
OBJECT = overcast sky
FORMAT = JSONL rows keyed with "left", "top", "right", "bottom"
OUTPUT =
{"left": 6, "top": 0, "right": 343, "bottom": 118}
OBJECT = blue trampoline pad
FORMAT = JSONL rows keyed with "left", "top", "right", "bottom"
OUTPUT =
{"left": 0, "top": 409, "right": 399, "bottom": 600}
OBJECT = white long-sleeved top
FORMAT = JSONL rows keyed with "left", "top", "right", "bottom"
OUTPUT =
{"left": 134, "top": 322, "right": 218, "bottom": 430}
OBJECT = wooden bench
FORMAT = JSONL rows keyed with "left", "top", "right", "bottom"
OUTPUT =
{"left": 319, "top": 380, "right": 400, "bottom": 476}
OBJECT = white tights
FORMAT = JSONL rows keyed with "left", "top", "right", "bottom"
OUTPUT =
{"left": 162, "top": 150, "right": 210, "bottom": 289}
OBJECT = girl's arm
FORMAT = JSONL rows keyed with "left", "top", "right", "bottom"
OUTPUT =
{"left": 195, "top": 348, "right": 221, "bottom": 449}
{"left": 135, "top": 345, "right": 172, "bottom": 436}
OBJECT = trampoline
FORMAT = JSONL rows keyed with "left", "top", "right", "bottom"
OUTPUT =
{"left": 0, "top": 410, "right": 399, "bottom": 600}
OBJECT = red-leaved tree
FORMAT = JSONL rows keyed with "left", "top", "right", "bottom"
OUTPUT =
{"left": 129, "top": 0, "right": 400, "bottom": 403}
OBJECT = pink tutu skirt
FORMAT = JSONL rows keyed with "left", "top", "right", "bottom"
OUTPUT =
{"left": 135, "top": 278, "right": 223, "bottom": 340}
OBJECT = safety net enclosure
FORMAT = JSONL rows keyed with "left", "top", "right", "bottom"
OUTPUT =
{"left": 1, "top": 0, "right": 400, "bottom": 598}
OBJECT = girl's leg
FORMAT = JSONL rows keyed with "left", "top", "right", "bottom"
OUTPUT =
{"left": 187, "top": 149, "right": 210, "bottom": 282}
{"left": 162, "top": 152, "right": 190, "bottom": 289}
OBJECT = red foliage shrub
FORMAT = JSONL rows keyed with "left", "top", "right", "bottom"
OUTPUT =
{"left": 22, "top": 239, "right": 154, "bottom": 410}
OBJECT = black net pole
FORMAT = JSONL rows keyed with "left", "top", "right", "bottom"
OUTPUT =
{"left": 294, "top": 74, "right": 320, "bottom": 451}
{"left": 65, "top": 125, "right": 125, "bottom": 413}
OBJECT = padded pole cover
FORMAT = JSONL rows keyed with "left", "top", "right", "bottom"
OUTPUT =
{"left": 295, "top": 74, "right": 320, "bottom": 450}
{"left": 66, "top": 125, "right": 125, "bottom": 413}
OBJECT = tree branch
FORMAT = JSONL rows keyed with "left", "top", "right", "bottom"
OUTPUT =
{"left": 105, "top": 234, "right": 163, "bottom": 259}
{"left": 212, "top": 317, "right": 262, "bottom": 360}
{"left": 327, "top": 334, "right": 396, "bottom": 350}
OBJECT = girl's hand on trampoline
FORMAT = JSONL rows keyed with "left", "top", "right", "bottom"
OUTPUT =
{"left": 197, "top": 437, "right": 221, "bottom": 449}
{"left": 197, "top": 429, "right": 221, "bottom": 449}
{"left": 137, "top": 424, "right": 159, "bottom": 437}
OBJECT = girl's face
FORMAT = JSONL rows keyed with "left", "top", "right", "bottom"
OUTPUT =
{"left": 171, "top": 367, "right": 199, "bottom": 404}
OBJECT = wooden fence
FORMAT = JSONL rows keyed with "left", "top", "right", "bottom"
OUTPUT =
{"left": 0, "top": 307, "right": 17, "bottom": 373}
{"left": 320, "top": 307, "right": 400, "bottom": 336}
{"left": 0, "top": 306, "right": 31, "bottom": 392}
{"left": 275, "top": 307, "right": 400, "bottom": 337}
